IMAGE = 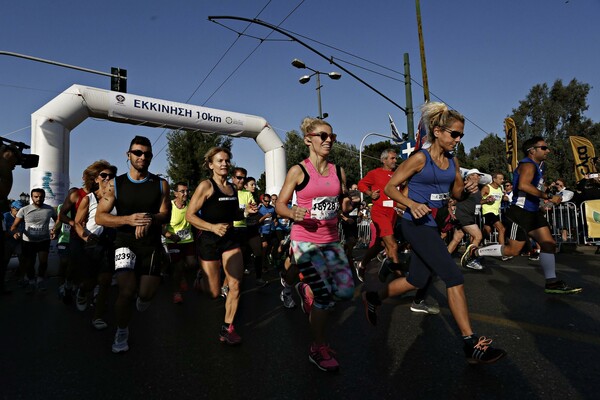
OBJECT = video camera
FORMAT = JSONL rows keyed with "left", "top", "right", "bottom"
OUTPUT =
{"left": 0, "top": 136, "right": 39, "bottom": 169}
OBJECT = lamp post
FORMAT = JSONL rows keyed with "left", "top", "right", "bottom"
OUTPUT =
{"left": 291, "top": 58, "right": 341, "bottom": 119}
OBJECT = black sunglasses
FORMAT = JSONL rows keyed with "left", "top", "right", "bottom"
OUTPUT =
{"left": 308, "top": 131, "right": 337, "bottom": 142}
{"left": 176, "top": 189, "right": 189, "bottom": 194}
{"left": 129, "top": 149, "right": 153, "bottom": 158}
{"left": 533, "top": 146, "right": 549, "bottom": 151}
{"left": 99, "top": 172, "right": 115, "bottom": 180}
{"left": 234, "top": 175, "right": 246, "bottom": 180}
{"left": 443, "top": 127, "right": 464, "bottom": 139}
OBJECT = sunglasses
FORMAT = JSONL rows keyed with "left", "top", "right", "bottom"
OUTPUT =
{"left": 443, "top": 127, "right": 464, "bottom": 139}
{"left": 533, "top": 146, "right": 549, "bottom": 151}
{"left": 308, "top": 131, "right": 337, "bottom": 142}
{"left": 129, "top": 149, "right": 153, "bottom": 158}
{"left": 176, "top": 190, "right": 189, "bottom": 194}
{"left": 234, "top": 176, "right": 246, "bottom": 180}
{"left": 99, "top": 172, "right": 115, "bottom": 180}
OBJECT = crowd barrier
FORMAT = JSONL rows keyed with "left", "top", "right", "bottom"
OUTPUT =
{"left": 353, "top": 201, "right": 600, "bottom": 252}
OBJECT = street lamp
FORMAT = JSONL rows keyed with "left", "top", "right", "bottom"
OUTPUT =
{"left": 291, "top": 58, "right": 341, "bottom": 119}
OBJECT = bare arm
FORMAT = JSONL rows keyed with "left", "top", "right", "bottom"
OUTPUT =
{"left": 95, "top": 179, "right": 151, "bottom": 228}
{"left": 185, "top": 179, "right": 229, "bottom": 237}
{"left": 73, "top": 195, "right": 91, "bottom": 241}
{"left": 517, "top": 163, "right": 561, "bottom": 205}
{"left": 275, "top": 165, "right": 308, "bottom": 222}
{"left": 58, "top": 189, "right": 79, "bottom": 227}
{"left": 339, "top": 167, "right": 352, "bottom": 213}
{"left": 384, "top": 152, "right": 430, "bottom": 219}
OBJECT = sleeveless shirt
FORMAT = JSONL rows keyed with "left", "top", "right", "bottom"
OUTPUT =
{"left": 511, "top": 157, "right": 543, "bottom": 212}
{"left": 199, "top": 179, "right": 239, "bottom": 224}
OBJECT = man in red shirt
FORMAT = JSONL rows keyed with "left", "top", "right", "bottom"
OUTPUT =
{"left": 357, "top": 149, "right": 400, "bottom": 280}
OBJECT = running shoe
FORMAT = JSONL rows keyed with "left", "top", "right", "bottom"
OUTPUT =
{"left": 136, "top": 297, "right": 151, "bottom": 312}
{"left": 410, "top": 300, "right": 440, "bottom": 315}
{"left": 528, "top": 253, "right": 540, "bottom": 261}
{"left": 280, "top": 289, "right": 296, "bottom": 309}
{"left": 295, "top": 282, "right": 313, "bottom": 315}
{"left": 362, "top": 291, "right": 381, "bottom": 326}
{"left": 378, "top": 258, "right": 393, "bottom": 282}
{"left": 173, "top": 292, "right": 183, "bottom": 304}
{"left": 354, "top": 261, "right": 365, "bottom": 283}
{"left": 112, "top": 328, "right": 130, "bottom": 353}
{"left": 92, "top": 318, "right": 108, "bottom": 331}
{"left": 464, "top": 336, "right": 507, "bottom": 365}
{"left": 220, "top": 285, "right": 229, "bottom": 299}
{"left": 219, "top": 324, "right": 242, "bottom": 345}
{"left": 501, "top": 256, "right": 513, "bottom": 261}
{"left": 465, "top": 259, "right": 484, "bottom": 270}
{"left": 544, "top": 280, "right": 583, "bottom": 295}
{"left": 460, "top": 244, "right": 477, "bottom": 269}
{"left": 309, "top": 343, "right": 340, "bottom": 372}
{"left": 75, "top": 288, "right": 88, "bottom": 312}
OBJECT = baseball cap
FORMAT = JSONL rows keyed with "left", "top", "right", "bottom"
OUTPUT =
{"left": 10, "top": 200, "right": 23, "bottom": 210}
{"left": 464, "top": 168, "right": 484, "bottom": 178}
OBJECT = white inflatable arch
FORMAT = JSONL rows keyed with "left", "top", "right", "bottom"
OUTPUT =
{"left": 30, "top": 84, "right": 286, "bottom": 206}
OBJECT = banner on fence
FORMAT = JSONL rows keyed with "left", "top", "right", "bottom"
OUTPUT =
{"left": 504, "top": 118, "right": 518, "bottom": 173}
{"left": 584, "top": 200, "right": 600, "bottom": 238}
{"left": 569, "top": 136, "right": 597, "bottom": 182}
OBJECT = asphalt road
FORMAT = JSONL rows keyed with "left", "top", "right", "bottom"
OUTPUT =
{"left": 1, "top": 246, "right": 599, "bottom": 400}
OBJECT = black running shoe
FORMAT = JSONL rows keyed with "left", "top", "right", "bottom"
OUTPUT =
{"left": 362, "top": 292, "right": 381, "bottom": 326}
{"left": 464, "top": 336, "right": 507, "bottom": 365}
{"left": 544, "top": 280, "right": 583, "bottom": 295}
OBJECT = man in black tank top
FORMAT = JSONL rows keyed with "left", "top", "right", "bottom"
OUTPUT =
{"left": 96, "top": 136, "right": 171, "bottom": 354}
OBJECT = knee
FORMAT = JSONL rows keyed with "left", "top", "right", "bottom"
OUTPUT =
{"left": 227, "top": 279, "right": 241, "bottom": 296}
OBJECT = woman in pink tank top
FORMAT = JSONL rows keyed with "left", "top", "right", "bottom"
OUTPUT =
{"left": 275, "top": 117, "right": 354, "bottom": 373}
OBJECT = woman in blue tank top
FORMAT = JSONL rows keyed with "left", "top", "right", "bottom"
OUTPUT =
{"left": 362, "top": 102, "right": 506, "bottom": 365}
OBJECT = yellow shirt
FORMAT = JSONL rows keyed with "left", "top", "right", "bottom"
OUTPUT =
{"left": 165, "top": 200, "right": 193, "bottom": 244}
{"left": 233, "top": 190, "right": 255, "bottom": 228}
{"left": 482, "top": 184, "right": 503, "bottom": 216}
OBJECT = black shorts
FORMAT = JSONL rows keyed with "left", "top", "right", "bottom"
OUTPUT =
{"left": 167, "top": 241, "right": 196, "bottom": 264}
{"left": 341, "top": 221, "right": 358, "bottom": 240}
{"left": 83, "top": 243, "right": 115, "bottom": 278}
{"left": 455, "top": 211, "right": 476, "bottom": 227}
{"left": 505, "top": 205, "right": 550, "bottom": 242}
{"left": 22, "top": 240, "right": 51, "bottom": 254}
{"left": 483, "top": 212, "right": 500, "bottom": 227}
{"left": 197, "top": 231, "right": 240, "bottom": 261}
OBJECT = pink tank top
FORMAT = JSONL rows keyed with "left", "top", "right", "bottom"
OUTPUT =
{"left": 290, "top": 159, "right": 341, "bottom": 244}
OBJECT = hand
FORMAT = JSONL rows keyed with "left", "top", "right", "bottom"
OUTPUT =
{"left": 50, "top": 230, "right": 57, "bottom": 240}
{"left": 409, "top": 202, "right": 432, "bottom": 219}
{"left": 86, "top": 234, "right": 100, "bottom": 245}
{"left": 290, "top": 205, "right": 308, "bottom": 222}
{"left": 371, "top": 189, "right": 380, "bottom": 200}
{"left": 211, "top": 223, "right": 230, "bottom": 237}
{"left": 135, "top": 224, "right": 151, "bottom": 239}
{"left": 13, "top": 232, "right": 22, "bottom": 240}
{"left": 129, "top": 213, "right": 153, "bottom": 227}
{"left": 550, "top": 194, "right": 562, "bottom": 205}
{"left": 245, "top": 202, "right": 258, "bottom": 215}
{"left": 464, "top": 180, "right": 478, "bottom": 193}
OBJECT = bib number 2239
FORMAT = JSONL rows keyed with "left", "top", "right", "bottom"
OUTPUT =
{"left": 115, "top": 247, "right": 137, "bottom": 270}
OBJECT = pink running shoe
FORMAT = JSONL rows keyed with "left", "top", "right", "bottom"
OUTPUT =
{"left": 219, "top": 324, "right": 242, "bottom": 345}
{"left": 295, "top": 282, "right": 313, "bottom": 315}
{"left": 309, "top": 343, "right": 339, "bottom": 372}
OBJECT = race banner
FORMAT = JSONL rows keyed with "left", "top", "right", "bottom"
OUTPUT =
{"left": 504, "top": 118, "right": 518, "bottom": 173}
{"left": 569, "top": 136, "right": 597, "bottom": 182}
{"left": 583, "top": 200, "right": 600, "bottom": 238}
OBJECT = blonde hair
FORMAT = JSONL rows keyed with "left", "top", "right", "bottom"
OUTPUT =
{"left": 300, "top": 117, "right": 332, "bottom": 136}
{"left": 82, "top": 160, "right": 112, "bottom": 191}
{"left": 202, "top": 147, "right": 232, "bottom": 171}
{"left": 420, "top": 102, "right": 465, "bottom": 142}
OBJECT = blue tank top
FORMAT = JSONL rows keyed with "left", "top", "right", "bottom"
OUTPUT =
{"left": 511, "top": 157, "right": 543, "bottom": 212}
{"left": 403, "top": 149, "right": 456, "bottom": 227}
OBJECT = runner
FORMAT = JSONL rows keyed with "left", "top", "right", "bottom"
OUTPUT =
{"left": 363, "top": 102, "right": 507, "bottom": 364}
{"left": 275, "top": 117, "right": 354, "bottom": 372}
{"left": 461, "top": 136, "right": 583, "bottom": 294}
{"left": 185, "top": 147, "right": 247, "bottom": 345}
{"left": 96, "top": 136, "right": 171, "bottom": 353}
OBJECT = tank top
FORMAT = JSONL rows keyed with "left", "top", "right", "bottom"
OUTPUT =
{"left": 85, "top": 191, "right": 117, "bottom": 236}
{"left": 291, "top": 159, "right": 341, "bottom": 244}
{"left": 199, "top": 179, "right": 238, "bottom": 224}
{"left": 481, "top": 184, "right": 503, "bottom": 215}
{"left": 165, "top": 200, "right": 193, "bottom": 244}
{"left": 511, "top": 157, "right": 543, "bottom": 212}
{"left": 114, "top": 172, "right": 163, "bottom": 246}
{"left": 403, "top": 149, "right": 456, "bottom": 227}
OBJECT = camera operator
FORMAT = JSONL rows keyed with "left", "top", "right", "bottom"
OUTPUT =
{"left": 0, "top": 144, "right": 19, "bottom": 294}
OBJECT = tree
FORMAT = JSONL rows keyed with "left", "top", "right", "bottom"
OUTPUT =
{"left": 165, "top": 130, "right": 232, "bottom": 191}
{"left": 508, "top": 79, "right": 599, "bottom": 186}
{"left": 464, "top": 134, "right": 508, "bottom": 176}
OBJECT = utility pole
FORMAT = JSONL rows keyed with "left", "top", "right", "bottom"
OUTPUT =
{"left": 415, "top": 0, "right": 430, "bottom": 102}
{"left": 403, "top": 53, "right": 415, "bottom": 141}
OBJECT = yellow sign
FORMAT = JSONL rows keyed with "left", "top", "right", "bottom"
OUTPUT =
{"left": 504, "top": 118, "right": 518, "bottom": 172}
{"left": 584, "top": 200, "right": 600, "bottom": 238}
{"left": 569, "top": 136, "right": 597, "bottom": 182}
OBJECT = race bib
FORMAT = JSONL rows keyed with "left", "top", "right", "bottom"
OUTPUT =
{"left": 382, "top": 200, "right": 394, "bottom": 208}
{"left": 310, "top": 196, "right": 339, "bottom": 220}
{"left": 28, "top": 224, "right": 49, "bottom": 239}
{"left": 114, "top": 247, "right": 137, "bottom": 270}
{"left": 430, "top": 192, "right": 450, "bottom": 201}
{"left": 176, "top": 228, "right": 192, "bottom": 241}
{"left": 62, "top": 224, "right": 71, "bottom": 232}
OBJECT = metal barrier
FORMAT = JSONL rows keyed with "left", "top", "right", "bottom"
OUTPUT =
{"left": 544, "top": 202, "right": 579, "bottom": 247}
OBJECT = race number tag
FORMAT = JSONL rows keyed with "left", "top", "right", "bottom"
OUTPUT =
{"left": 382, "top": 200, "right": 394, "bottom": 208}
{"left": 430, "top": 192, "right": 450, "bottom": 201}
{"left": 28, "top": 224, "right": 49, "bottom": 239}
{"left": 114, "top": 247, "right": 136, "bottom": 270}
{"left": 176, "top": 228, "right": 191, "bottom": 241}
{"left": 310, "top": 196, "right": 339, "bottom": 220}
{"left": 62, "top": 224, "right": 71, "bottom": 232}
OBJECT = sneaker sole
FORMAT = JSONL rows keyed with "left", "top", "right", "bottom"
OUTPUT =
{"left": 460, "top": 245, "right": 475, "bottom": 268}
{"left": 410, "top": 306, "right": 440, "bottom": 315}
{"left": 545, "top": 288, "right": 583, "bottom": 294}
{"left": 467, "top": 350, "right": 507, "bottom": 365}
{"left": 308, "top": 356, "right": 340, "bottom": 372}
{"left": 112, "top": 344, "right": 129, "bottom": 353}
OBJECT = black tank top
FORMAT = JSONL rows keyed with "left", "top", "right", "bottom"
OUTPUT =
{"left": 200, "top": 179, "right": 238, "bottom": 224}
{"left": 114, "top": 172, "right": 163, "bottom": 246}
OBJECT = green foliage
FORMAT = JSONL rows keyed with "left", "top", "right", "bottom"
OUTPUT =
{"left": 464, "top": 134, "right": 508, "bottom": 176}
{"left": 165, "top": 130, "right": 232, "bottom": 191}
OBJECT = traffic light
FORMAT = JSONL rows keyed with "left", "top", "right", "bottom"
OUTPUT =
{"left": 111, "top": 67, "right": 127, "bottom": 93}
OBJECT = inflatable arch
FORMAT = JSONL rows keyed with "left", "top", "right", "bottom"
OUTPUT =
{"left": 30, "top": 84, "right": 286, "bottom": 206}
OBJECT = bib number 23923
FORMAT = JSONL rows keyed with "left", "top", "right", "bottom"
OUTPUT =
{"left": 115, "top": 247, "right": 137, "bottom": 270}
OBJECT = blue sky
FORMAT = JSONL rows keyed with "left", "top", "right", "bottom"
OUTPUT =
{"left": 2, "top": 0, "right": 599, "bottom": 202}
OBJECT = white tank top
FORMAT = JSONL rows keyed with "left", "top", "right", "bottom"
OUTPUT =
{"left": 86, "top": 192, "right": 116, "bottom": 236}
